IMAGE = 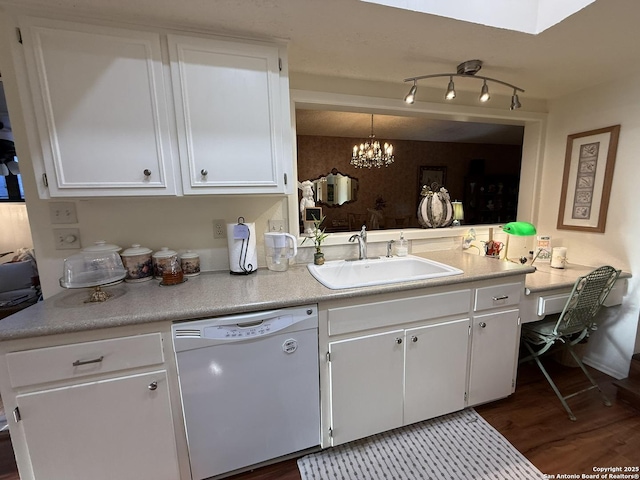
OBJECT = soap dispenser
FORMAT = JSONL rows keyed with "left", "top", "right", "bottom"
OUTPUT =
{"left": 396, "top": 232, "right": 408, "bottom": 257}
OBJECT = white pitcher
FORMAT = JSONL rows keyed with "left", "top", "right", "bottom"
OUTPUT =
{"left": 264, "top": 232, "right": 298, "bottom": 272}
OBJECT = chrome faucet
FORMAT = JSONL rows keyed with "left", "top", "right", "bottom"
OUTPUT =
{"left": 349, "top": 225, "right": 368, "bottom": 260}
{"left": 386, "top": 239, "right": 395, "bottom": 258}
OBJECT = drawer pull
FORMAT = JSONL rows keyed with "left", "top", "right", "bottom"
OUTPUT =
{"left": 492, "top": 295, "right": 509, "bottom": 301}
{"left": 395, "top": 337, "right": 403, "bottom": 345}
{"left": 148, "top": 381, "right": 158, "bottom": 391}
{"left": 72, "top": 356, "right": 104, "bottom": 367}
{"left": 479, "top": 322, "right": 487, "bottom": 328}
{"left": 411, "top": 336, "right": 418, "bottom": 343}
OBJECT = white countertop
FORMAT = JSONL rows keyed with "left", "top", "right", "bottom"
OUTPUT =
{"left": 0, "top": 251, "right": 534, "bottom": 340}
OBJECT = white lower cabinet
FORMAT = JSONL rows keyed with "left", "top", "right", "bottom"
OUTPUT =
{"left": 321, "top": 278, "right": 524, "bottom": 447}
{"left": 328, "top": 330, "right": 405, "bottom": 445}
{"left": 328, "top": 318, "right": 470, "bottom": 446}
{"left": 16, "top": 370, "right": 180, "bottom": 480}
{"left": 468, "top": 309, "right": 520, "bottom": 406}
{"left": 404, "top": 318, "right": 470, "bottom": 424}
{"left": 1, "top": 332, "right": 183, "bottom": 480}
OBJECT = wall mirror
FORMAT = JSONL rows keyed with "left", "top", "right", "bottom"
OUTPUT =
{"left": 311, "top": 169, "right": 358, "bottom": 207}
{"left": 295, "top": 107, "right": 525, "bottom": 233}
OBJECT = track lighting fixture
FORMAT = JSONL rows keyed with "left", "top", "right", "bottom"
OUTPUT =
{"left": 404, "top": 80, "right": 417, "bottom": 104}
{"left": 403, "top": 60, "right": 524, "bottom": 110}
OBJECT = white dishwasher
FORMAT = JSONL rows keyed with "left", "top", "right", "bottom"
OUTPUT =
{"left": 172, "top": 305, "right": 320, "bottom": 480}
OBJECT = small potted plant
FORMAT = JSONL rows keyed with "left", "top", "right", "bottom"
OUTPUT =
{"left": 303, "top": 215, "right": 329, "bottom": 265}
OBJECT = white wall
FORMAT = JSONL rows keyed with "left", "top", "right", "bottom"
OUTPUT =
{"left": 0, "top": 203, "right": 32, "bottom": 260}
{"left": 538, "top": 73, "right": 640, "bottom": 368}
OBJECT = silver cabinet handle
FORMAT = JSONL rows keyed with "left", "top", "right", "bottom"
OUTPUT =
{"left": 395, "top": 337, "right": 403, "bottom": 344}
{"left": 479, "top": 322, "right": 487, "bottom": 328}
{"left": 72, "top": 356, "right": 104, "bottom": 367}
{"left": 148, "top": 381, "right": 158, "bottom": 391}
{"left": 411, "top": 335, "right": 418, "bottom": 343}
{"left": 200, "top": 169, "right": 208, "bottom": 176}
{"left": 143, "top": 169, "right": 152, "bottom": 177}
{"left": 493, "top": 295, "right": 509, "bottom": 301}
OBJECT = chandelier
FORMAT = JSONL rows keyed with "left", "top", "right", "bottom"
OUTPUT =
{"left": 351, "top": 115, "right": 394, "bottom": 168}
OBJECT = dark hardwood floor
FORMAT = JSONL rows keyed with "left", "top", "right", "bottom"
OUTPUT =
{"left": 0, "top": 359, "right": 638, "bottom": 479}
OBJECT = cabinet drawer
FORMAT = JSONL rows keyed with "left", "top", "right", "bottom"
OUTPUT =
{"left": 6, "top": 333, "right": 164, "bottom": 388}
{"left": 328, "top": 290, "right": 471, "bottom": 336}
{"left": 537, "top": 293, "right": 569, "bottom": 316}
{"left": 474, "top": 282, "right": 522, "bottom": 312}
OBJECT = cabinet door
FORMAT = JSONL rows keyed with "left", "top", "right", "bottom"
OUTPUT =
{"left": 16, "top": 370, "right": 180, "bottom": 480}
{"left": 404, "top": 318, "right": 470, "bottom": 425}
{"left": 168, "top": 35, "right": 287, "bottom": 194}
{"left": 468, "top": 309, "right": 520, "bottom": 406}
{"left": 328, "top": 330, "right": 404, "bottom": 446}
{"left": 21, "top": 17, "right": 176, "bottom": 196}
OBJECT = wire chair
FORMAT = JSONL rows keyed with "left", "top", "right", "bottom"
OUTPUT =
{"left": 520, "top": 265, "right": 621, "bottom": 421}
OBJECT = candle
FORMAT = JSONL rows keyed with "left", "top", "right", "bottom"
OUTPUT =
{"left": 551, "top": 247, "right": 567, "bottom": 269}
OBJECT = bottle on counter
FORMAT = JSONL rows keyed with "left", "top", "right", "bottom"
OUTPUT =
{"left": 395, "top": 232, "right": 408, "bottom": 257}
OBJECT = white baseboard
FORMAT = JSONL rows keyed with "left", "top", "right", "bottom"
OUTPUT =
{"left": 583, "top": 355, "right": 627, "bottom": 380}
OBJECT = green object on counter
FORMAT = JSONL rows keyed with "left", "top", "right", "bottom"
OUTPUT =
{"left": 502, "top": 221, "right": 537, "bottom": 236}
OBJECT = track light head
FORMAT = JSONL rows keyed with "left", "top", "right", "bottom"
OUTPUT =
{"left": 404, "top": 82, "right": 417, "bottom": 104}
{"left": 510, "top": 91, "right": 521, "bottom": 110}
{"left": 479, "top": 81, "right": 490, "bottom": 102}
{"left": 445, "top": 76, "right": 456, "bottom": 100}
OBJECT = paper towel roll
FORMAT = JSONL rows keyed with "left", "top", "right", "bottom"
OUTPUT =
{"left": 227, "top": 222, "right": 258, "bottom": 274}
{"left": 551, "top": 247, "right": 567, "bottom": 269}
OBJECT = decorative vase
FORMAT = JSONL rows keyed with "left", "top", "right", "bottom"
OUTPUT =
{"left": 314, "top": 252, "right": 325, "bottom": 265}
{"left": 418, "top": 184, "right": 454, "bottom": 228}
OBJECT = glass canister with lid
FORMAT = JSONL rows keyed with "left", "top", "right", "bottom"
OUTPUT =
{"left": 120, "top": 244, "right": 154, "bottom": 282}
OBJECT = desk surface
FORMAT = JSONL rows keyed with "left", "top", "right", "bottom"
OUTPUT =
{"left": 524, "top": 262, "right": 631, "bottom": 295}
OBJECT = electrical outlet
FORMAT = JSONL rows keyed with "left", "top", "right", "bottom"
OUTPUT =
{"left": 53, "top": 228, "right": 81, "bottom": 250}
{"left": 268, "top": 219, "right": 286, "bottom": 232}
{"left": 213, "top": 220, "right": 226, "bottom": 239}
{"left": 49, "top": 202, "right": 78, "bottom": 224}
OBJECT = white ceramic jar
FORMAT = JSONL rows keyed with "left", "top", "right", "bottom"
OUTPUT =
{"left": 82, "top": 240, "right": 122, "bottom": 254}
{"left": 120, "top": 244, "right": 154, "bottom": 282}
{"left": 180, "top": 250, "right": 201, "bottom": 277}
{"left": 152, "top": 247, "right": 178, "bottom": 279}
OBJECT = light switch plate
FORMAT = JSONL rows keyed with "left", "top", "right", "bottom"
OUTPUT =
{"left": 50, "top": 202, "right": 78, "bottom": 224}
{"left": 53, "top": 228, "right": 81, "bottom": 250}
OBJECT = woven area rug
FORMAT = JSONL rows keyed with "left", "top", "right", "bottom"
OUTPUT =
{"left": 297, "top": 408, "right": 545, "bottom": 480}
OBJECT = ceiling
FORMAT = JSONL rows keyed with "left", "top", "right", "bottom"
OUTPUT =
{"left": 295, "top": 110, "right": 525, "bottom": 145}
{"left": 9, "top": 0, "right": 639, "bottom": 101}
{"left": 4, "top": 0, "right": 638, "bottom": 143}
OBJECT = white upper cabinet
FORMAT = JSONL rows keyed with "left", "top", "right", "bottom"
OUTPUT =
{"left": 17, "top": 16, "right": 293, "bottom": 197}
{"left": 20, "top": 17, "right": 177, "bottom": 197}
{"left": 168, "top": 34, "right": 291, "bottom": 194}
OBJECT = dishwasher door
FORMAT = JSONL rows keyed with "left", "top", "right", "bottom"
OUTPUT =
{"left": 172, "top": 305, "right": 320, "bottom": 480}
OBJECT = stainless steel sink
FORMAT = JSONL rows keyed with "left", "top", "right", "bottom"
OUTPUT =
{"left": 307, "top": 255, "right": 463, "bottom": 290}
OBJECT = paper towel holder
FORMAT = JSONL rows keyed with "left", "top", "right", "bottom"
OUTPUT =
{"left": 229, "top": 217, "right": 257, "bottom": 276}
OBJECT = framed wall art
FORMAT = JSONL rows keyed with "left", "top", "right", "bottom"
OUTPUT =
{"left": 419, "top": 166, "right": 447, "bottom": 189}
{"left": 557, "top": 125, "right": 620, "bottom": 233}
